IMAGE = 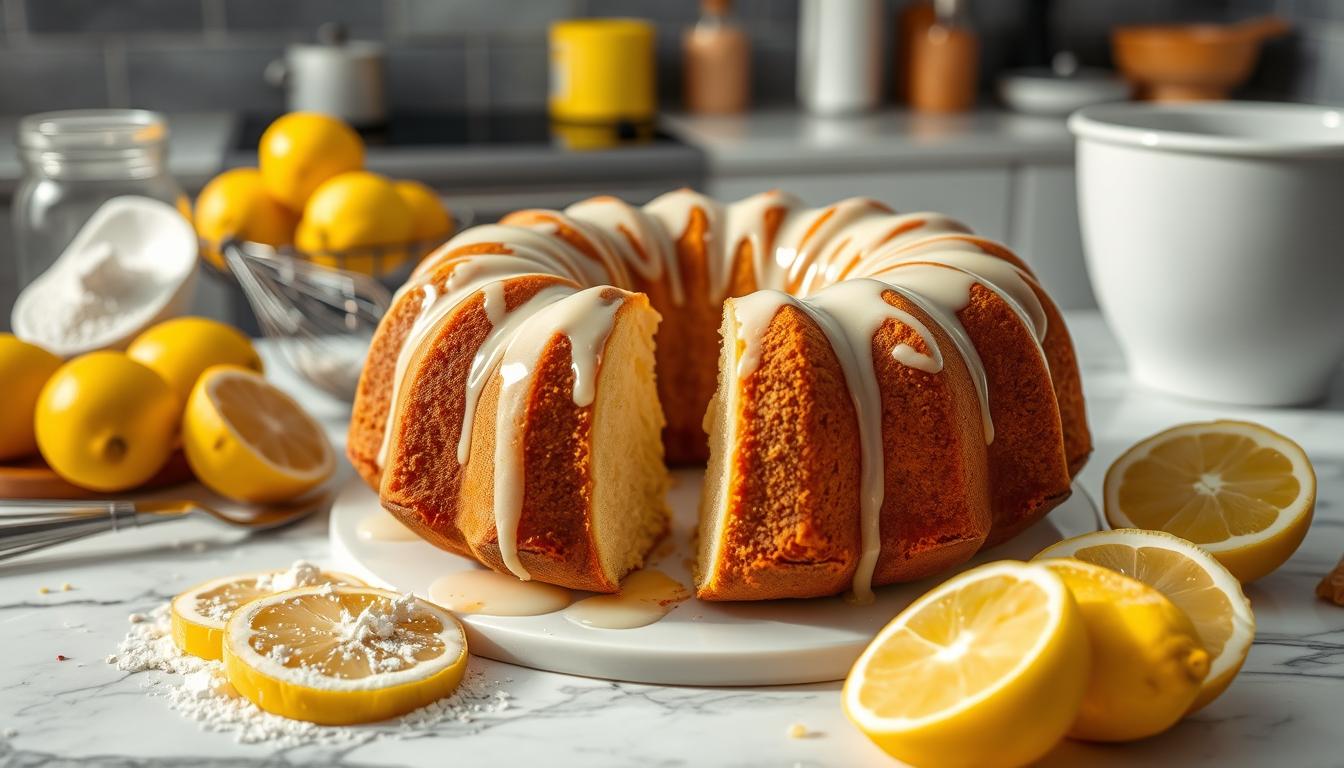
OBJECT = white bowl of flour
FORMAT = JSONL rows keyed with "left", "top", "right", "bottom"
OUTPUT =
{"left": 12, "top": 196, "right": 198, "bottom": 357}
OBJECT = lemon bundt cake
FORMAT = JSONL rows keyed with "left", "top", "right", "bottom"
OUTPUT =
{"left": 348, "top": 189, "right": 1092, "bottom": 601}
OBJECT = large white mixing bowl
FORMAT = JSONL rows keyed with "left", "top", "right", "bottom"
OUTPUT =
{"left": 1071, "top": 101, "right": 1344, "bottom": 405}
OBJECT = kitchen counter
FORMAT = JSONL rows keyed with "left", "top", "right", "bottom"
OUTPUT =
{"left": 3, "top": 311, "right": 1343, "bottom": 767}
{"left": 0, "top": 108, "right": 1077, "bottom": 194}
{"left": 663, "top": 108, "right": 1076, "bottom": 176}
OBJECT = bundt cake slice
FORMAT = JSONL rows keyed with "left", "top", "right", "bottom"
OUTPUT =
{"left": 697, "top": 283, "right": 993, "bottom": 600}
{"left": 379, "top": 282, "right": 668, "bottom": 592}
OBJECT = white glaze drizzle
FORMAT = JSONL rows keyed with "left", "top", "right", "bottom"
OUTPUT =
{"left": 456, "top": 283, "right": 574, "bottom": 464}
{"left": 377, "top": 251, "right": 577, "bottom": 469}
{"left": 566, "top": 197, "right": 685, "bottom": 305}
{"left": 491, "top": 286, "right": 627, "bottom": 579}
{"left": 730, "top": 279, "right": 944, "bottom": 604}
{"left": 501, "top": 210, "right": 637, "bottom": 290}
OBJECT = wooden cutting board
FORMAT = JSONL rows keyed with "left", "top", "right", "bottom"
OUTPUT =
{"left": 0, "top": 451, "right": 194, "bottom": 499}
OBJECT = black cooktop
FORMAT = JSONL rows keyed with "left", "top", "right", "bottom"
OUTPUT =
{"left": 233, "top": 111, "right": 682, "bottom": 150}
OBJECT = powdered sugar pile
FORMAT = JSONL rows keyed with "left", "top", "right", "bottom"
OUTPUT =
{"left": 253, "top": 560, "right": 324, "bottom": 593}
{"left": 109, "top": 596, "right": 510, "bottom": 746}
{"left": 18, "top": 240, "right": 170, "bottom": 352}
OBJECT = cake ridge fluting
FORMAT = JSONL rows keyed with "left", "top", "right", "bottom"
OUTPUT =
{"left": 348, "top": 187, "right": 1092, "bottom": 599}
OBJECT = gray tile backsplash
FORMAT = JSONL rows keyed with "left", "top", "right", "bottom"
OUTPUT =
{"left": 126, "top": 42, "right": 285, "bottom": 112}
{"left": 220, "top": 0, "right": 386, "bottom": 36}
{"left": 396, "top": 0, "right": 578, "bottom": 37}
{"left": 386, "top": 42, "right": 471, "bottom": 111}
{"left": 0, "top": 45, "right": 109, "bottom": 112}
{"left": 23, "top": 0, "right": 204, "bottom": 34}
{"left": 0, "top": 0, "right": 1339, "bottom": 117}
{"left": 485, "top": 36, "right": 549, "bottom": 109}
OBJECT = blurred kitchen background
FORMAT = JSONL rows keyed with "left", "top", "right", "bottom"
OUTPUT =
{"left": 0, "top": 0, "right": 1337, "bottom": 329}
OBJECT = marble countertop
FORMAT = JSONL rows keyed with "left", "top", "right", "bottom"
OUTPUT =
{"left": 2, "top": 310, "right": 1343, "bottom": 767}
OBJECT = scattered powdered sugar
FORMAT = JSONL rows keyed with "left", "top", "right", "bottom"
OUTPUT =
{"left": 109, "top": 598, "right": 510, "bottom": 746}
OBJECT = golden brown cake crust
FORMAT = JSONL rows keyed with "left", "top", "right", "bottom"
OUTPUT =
{"left": 698, "top": 291, "right": 996, "bottom": 600}
{"left": 700, "top": 303, "right": 861, "bottom": 601}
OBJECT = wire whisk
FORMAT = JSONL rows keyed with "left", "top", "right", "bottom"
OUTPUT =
{"left": 222, "top": 240, "right": 392, "bottom": 402}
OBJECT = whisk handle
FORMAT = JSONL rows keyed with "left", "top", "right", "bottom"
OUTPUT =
{"left": 0, "top": 500, "right": 179, "bottom": 561}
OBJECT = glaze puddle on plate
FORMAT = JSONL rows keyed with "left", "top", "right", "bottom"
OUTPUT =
{"left": 563, "top": 569, "right": 690, "bottom": 629}
{"left": 356, "top": 511, "right": 420, "bottom": 542}
{"left": 429, "top": 569, "right": 571, "bottom": 616}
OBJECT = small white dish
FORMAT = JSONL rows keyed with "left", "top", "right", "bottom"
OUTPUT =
{"left": 1071, "top": 101, "right": 1344, "bottom": 405}
{"left": 998, "top": 67, "right": 1130, "bottom": 116}
{"left": 12, "top": 196, "right": 197, "bottom": 357}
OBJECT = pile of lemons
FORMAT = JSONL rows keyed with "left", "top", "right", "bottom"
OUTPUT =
{"left": 195, "top": 112, "right": 453, "bottom": 276}
{"left": 0, "top": 319, "right": 333, "bottom": 503}
{"left": 845, "top": 420, "right": 1317, "bottom": 768}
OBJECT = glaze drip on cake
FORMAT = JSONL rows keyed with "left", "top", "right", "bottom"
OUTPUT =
{"left": 349, "top": 188, "right": 1092, "bottom": 600}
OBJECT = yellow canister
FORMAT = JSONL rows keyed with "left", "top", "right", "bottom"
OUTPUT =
{"left": 549, "top": 19, "right": 656, "bottom": 124}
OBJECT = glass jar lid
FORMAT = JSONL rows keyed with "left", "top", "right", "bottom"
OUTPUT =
{"left": 18, "top": 109, "right": 168, "bottom": 153}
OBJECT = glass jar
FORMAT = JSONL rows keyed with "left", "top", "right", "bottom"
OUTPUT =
{"left": 12, "top": 109, "right": 189, "bottom": 287}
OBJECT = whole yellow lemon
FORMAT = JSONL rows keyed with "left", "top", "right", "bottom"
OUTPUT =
{"left": 1042, "top": 558, "right": 1210, "bottom": 742}
{"left": 127, "top": 317, "right": 263, "bottom": 406}
{"left": 36, "top": 352, "right": 180, "bottom": 492}
{"left": 393, "top": 180, "right": 454, "bottom": 257}
{"left": 258, "top": 112, "right": 364, "bottom": 210}
{"left": 0, "top": 334, "right": 63, "bottom": 461}
{"left": 194, "top": 168, "right": 298, "bottom": 269}
{"left": 296, "top": 171, "right": 414, "bottom": 275}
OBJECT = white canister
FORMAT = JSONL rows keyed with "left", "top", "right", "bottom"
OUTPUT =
{"left": 266, "top": 23, "right": 386, "bottom": 127}
{"left": 797, "top": 0, "right": 883, "bottom": 115}
{"left": 1071, "top": 102, "right": 1344, "bottom": 405}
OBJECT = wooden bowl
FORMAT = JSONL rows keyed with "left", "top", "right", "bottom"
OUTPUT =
{"left": 1112, "top": 16, "right": 1289, "bottom": 101}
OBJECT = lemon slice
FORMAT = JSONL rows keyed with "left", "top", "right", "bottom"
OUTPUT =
{"left": 1104, "top": 420, "right": 1315, "bottom": 584}
{"left": 843, "top": 561, "right": 1089, "bottom": 768}
{"left": 1035, "top": 528, "right": 1255, "bottom": 713}
{"left": 171, "top": 564, "right": 365, "bottom": 660}
{"left": 183, "top": 365, "right": 336, "bottom": 503}
{"left": 223, "top": 585, "right": 468, "bottom": 725}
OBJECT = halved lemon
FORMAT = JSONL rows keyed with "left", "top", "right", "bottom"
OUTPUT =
{"left": 171, "top": 564, "right": 365, "bottom": 660}
{"left": 1104, "top": 420, "right": 1315, "bottom": 583}
{"left": 223, "top": 585, "right": 468, "bottom": 725}
{"left": 1040, "top": 558, "right": 1209, "bottom": 742}
{"left": 1035, "top": 529, "right": 1255, "bottom": 713}
{"left": 843, "top": 561, "right": 1090, "bottom": 768}
{"left": 183, "top": 365, "right": 335, "bottom": 503}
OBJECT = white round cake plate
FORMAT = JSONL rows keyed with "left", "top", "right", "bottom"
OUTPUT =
{"left": 330, "top": 469, "right": 1100, "bottom": 687}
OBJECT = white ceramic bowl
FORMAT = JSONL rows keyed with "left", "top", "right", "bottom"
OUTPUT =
{"left": 998, "top": 67, "right": 1130, "bottom": 116}
{"left": 1070, "top": 101, "right": 1344, "bottom": 405}
{"left": 12, "top": 196, "right": 198, "bottom": 357}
